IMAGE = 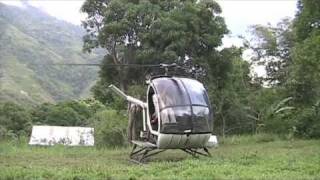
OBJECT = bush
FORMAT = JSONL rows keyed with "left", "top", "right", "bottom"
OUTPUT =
{"left": 89, "top": 109, "right": 127, "bottom": 147}
{"left": 0, "top": 126, "right": 8, "bottom": 139}
{"left": 31, "top": 99, "right": 106, "bottom": 126}
{"left": 295, "top": 105, "right": 320, "bottom": 138}
{"left": 252, "top": 96, "right": 295, "bottom": 136}
{"left": 0, "top": 102, "right": 32, "bottom": 139}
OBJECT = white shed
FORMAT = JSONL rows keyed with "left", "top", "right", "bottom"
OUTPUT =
{"left": 29, "top": 126, "right": 94, "bottom": 146}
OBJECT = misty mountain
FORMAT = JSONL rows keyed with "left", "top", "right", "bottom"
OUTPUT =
{"left": 0, "top": 3, "right": 102, "bottom": 105}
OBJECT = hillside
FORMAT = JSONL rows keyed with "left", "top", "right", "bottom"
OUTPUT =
{"left": 0, "top": 3, "right": 102, "bottom": 105}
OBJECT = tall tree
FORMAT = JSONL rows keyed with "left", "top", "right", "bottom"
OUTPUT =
{"left": 287, "top": 31, "right": 320, "bottom": 105}
{"left": 208, "top": 47, "right": 254, "bottom": 136}
{"left": 245, "top": 18, "right": 294, "bottom": 85}
{"left": 287, "top": 0, "right": 320, "bottom": 105}
{"left": 294, "top": 0, "right": 320, "bottom": 42}
{"left": 81, "top": 0, "right": 228, "bottom": 103}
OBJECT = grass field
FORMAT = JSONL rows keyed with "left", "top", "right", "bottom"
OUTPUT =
{"left": 0, "top": 135, "right": 319, "bottom": 180}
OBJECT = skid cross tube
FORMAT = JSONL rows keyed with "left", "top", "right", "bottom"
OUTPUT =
{"left": 129, "top": 144, "right": 166, "bottom": 163}
{"left": 181, "top": 147, "right": 211, "bottom": 158}
{"left": 129, "top": 146, "right": 212, "bottom": 163}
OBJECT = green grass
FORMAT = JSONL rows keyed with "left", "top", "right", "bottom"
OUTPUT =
{"left": 0, "top": 135, "right": 319, "bottom": 180}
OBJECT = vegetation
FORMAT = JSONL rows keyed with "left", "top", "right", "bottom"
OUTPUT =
{"left": 245, "top": 0, "right": 320, "bottom": 138}
{"left": 0, "top": 135, "right": 319, "bottom": 179}
{"left": 0, "top": 0, "right": 319, "bottom": 179}
{"left": 82, "top": 0, "right": 228, "bottom": 100}
{"left": 0, "top": 0, "right": 318, "bottom": 140}
{"left": 0, "top": 102, "right": 32, "bottom": 138}
{"left": 0, "top": 0, "right": 319, "bottom": 144}
{"left": 0, "top": 99, "right": 129, "bottom": 147}
{"left": 79, "top": 0, "right": 320, "bottom": 139}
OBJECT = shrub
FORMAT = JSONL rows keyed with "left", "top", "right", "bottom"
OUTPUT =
{"left": 0, "top": 102, "right": 32, "bottom": 139}
{"left": 89, "top": 109, "right": 127, "bottom": 147}
{"left": 295, "top": 104, "right": 320, "bottom": 138}
{"left": 255, "top": 97, "right": 295, "bottom": 135}
{"left": 31, "top": 99, "right": 105, "bottom": 126}
{"left": 0, "top": 125, "right": 8, "bottom": 139}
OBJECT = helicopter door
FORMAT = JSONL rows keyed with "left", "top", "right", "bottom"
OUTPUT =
{"left": 152, "top": 77, "right": 213, "bottom": 134}
{"left": 152, "top": 78, "right": 193, "bottom": 134}
{"left": 180, "top": 78, "right": 212, "bottom": 133}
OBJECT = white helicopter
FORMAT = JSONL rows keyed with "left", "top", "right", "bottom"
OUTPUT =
{"left": 45, "top": 62, "right": 217, "bottom": 163}
{"left": 108, "top": 64, "right": 217, "bottom": 163}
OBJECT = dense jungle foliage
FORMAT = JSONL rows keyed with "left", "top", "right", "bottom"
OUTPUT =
{"left": 81, "top": 0, "right": 320, "bottom": 141}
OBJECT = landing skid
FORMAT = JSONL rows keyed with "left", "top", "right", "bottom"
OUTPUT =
{"left": 130, "top": 143, "right": 166, "bottom": 164}
{"left": 181, "top": 147, "right": 211, "bottom": 158}
{"left": 129, "top": 141, "right": 211, "bottom": 163}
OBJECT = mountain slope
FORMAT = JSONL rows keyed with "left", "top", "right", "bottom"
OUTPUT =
{"left": 0, "top": 3, "right": 102, "bottom": 105}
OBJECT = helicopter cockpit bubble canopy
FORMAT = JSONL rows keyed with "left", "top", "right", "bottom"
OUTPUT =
{"left": 149, "top": 77, "right": 213, "bottom": 134}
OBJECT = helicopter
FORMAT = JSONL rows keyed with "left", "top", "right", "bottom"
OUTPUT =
{"left": 35, "top": 62, "right": 217, "bottom": 163}
{"left": 107, "top": 63, "right": 217, "bottom": 163}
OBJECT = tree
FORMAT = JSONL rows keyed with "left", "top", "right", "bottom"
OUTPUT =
{"left": 245, "top": 18, "right": 294, "bottom": 85}
{"left": 287, "top": 31, "right": 320, "bottom": 105}
{"left": 208, "top": 47, "right": 254, "bottom": 136}
{"left": 294, "top": 0, "right": 320, "bottom": 42}
{"left": 31, "top": 100, "right": 101, "bottom": 126}
{"left": 280, "top": 0, "right": 320, "bottom": 137}
{"left": 81, "top": 0, "right": 228, "bottom": 103}
{"left": 245, "top": 0, "right": 319, "bottom": 87}
{"left": 286, "top": 0, "right": 320, "bottom": 105}
{"left": 0, "top": 102, "right": 32, "bottom": 137}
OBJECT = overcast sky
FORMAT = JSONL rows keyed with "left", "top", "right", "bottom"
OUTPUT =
{"left": 2, "top": 0, "right": 298, "bottom": 47}
{"left": 220, "top": 0, "right": 297, "bottom": 45}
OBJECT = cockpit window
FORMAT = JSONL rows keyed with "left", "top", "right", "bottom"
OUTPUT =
{"left": 180, "top": 78, "right": 210, "bottom": 106}
{"left": 151, "top": 77, "right": 213, "bottom": 134}
{"left": 152, "top": 78, "right": 190, "bottom": 108}
{"left": 192, "top": 106, "right": 211, "bottom": 132}
{"left": 160, "top": 106, "right": 192, "bottom": 133}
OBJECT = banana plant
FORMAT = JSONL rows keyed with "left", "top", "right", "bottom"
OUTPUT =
{"left": 246, "top": 97, "right": 294, "bottom": 134}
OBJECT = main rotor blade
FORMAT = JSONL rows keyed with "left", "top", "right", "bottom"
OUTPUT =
{"left": 1, "top": 63, "right": 178, "bottom": 68}
{"left": 43, "top": 63, "right": 102, "bottom": 66}
{"left": 29, "top": 63, "right": 162, "bottom": 68}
